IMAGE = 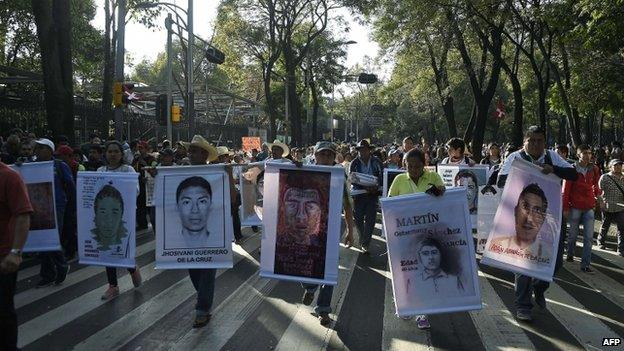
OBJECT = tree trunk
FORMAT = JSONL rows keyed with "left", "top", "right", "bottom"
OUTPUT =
{"left": 463, "top": 104, "right": 477, "bottom": 144}
{"left": 262, "top": 61, "right": 277, "bottom": 141}
{"left": 284, "top": 44, "right": 302, "bottom": 146}
{"left": 501, "top": 61, "right": 523, "bottom": 147}
{"left": 31, "top": 0, "right": 74, "bottom": 143}
{"left": 598, "top": 112, "right": 604, "bottom": 146}
{"left": 310, "top": 77, "right": 319, "bottom": 142}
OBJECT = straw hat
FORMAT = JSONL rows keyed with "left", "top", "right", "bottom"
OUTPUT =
{"left": 187, "top": 135, "right": 218, "bottom": 162}
{"left": 268, "top": 139, "right": 290, "bottom": 157}
{"left": 216, "top": 146, "right": 234, "bottom": 157}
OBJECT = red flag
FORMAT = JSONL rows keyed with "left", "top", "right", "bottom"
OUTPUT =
{"left": 493, "top": 99, "right": 506, "bottom": 120}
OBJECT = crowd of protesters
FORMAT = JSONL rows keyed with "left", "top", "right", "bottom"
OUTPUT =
{"left": 1, "top": 125, "right": 624, "bottom": 349}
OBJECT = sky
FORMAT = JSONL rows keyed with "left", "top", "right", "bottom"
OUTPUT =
{"left": 91, "top": 0, "right": 387, "bottom": 85}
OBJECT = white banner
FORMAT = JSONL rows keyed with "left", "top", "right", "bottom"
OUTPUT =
{"left": 481, "top": 159, "right": 562, "bottom": 282}
{"left": 437, "top": 164, "right": 489, "bottom": 227}
{"left": 154, "top": 165, "right": 234, "bottom": 269}
{"left": 145, "top": 169, "right": 155, "bottom": 207}
{"left": 260, "top": 164, "right": 344, "bottom": 285}
{"left": 381, "top": 188, "right": 481, "bottom": 317}
{"left": 77, "top": 172, "right": 138, "bottom": 268}
{"left": 476, "top": 185, "right": 502, "bottom": 253}
{"left": 11, "top": 161, "right": 60, "bottom": 252}
{"left": 239, "top": 162, "right": 264, "bottom": 226}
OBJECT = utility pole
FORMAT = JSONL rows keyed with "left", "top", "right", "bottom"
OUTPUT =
{"left": 114, "top": 0, "right": 126, "bottom": 140}
{"left": 187, "top": 0, "right": 194, "bottom": 137}
{"left": 165, "top": 13, "right": 173, "bottom": 142}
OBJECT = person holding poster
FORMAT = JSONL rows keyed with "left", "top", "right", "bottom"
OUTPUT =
{"left": 0, "top": 161, "right": 32, "bottom": 351}
{"left": 495, "top": 125, "right": 577, "bottom": 322}
{"left": 97, "top": 141, "right": 143, "bottom": 301}
{"left": 32, "top": 138, "right": 73, "bottom": 288}
{"left": 387, "top": 148, "right": 446, "bottom": 330}
{"left": 440, "top": 138, "right": 475, "bottom": 166}
{"left": 299, "top": 141, "right": 354, "bottom": 326}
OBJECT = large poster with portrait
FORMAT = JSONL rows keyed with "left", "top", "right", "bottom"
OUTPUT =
{"left": 77, "top": 172, "right": 138, "bottom": 268}
{"left": 260, "top": 163, "right": 344, "bottom": 285}
{"left": 154, "top": 165, "right": 234, "bottom": 269}
{"left": 476, "top": 185, "right": 502, "bottom": 253}
{"left": 481, "top": 159, "right": 562, "bottom": 282}
{"left": 383, "top": 169, "right": 405, "bottom": 197}
{"left": 239, "top": 162, "right": 264, "bottom": 226}
{"left": 437, "top": 165, "right": 489, "bottom": 226}
{"left": 11, "top": 161, "right": 60, "bottom": 252}
{"left": 381, "top": 188, "right": 481, "bottom": 316}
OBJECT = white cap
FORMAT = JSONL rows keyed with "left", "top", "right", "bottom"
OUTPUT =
{"left": 34, "top": 138, "right": 55, "bottom": 151}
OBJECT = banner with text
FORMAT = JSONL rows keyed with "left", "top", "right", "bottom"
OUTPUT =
{"left": 260, "top": 163, "right": 344, "bottom": 285}
{"left": 481, "top": 159, "right": 562, "bottom": 282}
{"left": 154, "top": 165, "right": 234, "bottom": 269}
{"left": 476, "top": 185, "right": 503, "bottom": 253}
{"left": 11, "top": 161, "right": 61, "bottom": 252}
{"left": 381, "top": 188, "right": 481, "bottom": 316}
{"left": 77, "top": 172, "right": 138, "bottom": 268}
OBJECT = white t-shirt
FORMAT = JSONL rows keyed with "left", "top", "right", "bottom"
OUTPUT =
{"left": 498, "top": 149, "right": 572, "bottom": 176}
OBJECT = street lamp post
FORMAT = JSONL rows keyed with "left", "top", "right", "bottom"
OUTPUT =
{"left": 187, "top": 0, "right": 194, "bottom": 136}
{"left": 165, "top": 13, "right": 173, "bottom": 142}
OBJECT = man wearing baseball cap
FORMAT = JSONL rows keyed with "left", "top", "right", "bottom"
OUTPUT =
{"left": 299, "top": 141, "right": 354, "bottom": 326}
{"left": 598, "top": 159, "right": 624, "bottom": 255}
{"left": 32, "top": 138, "right": 74, "bottom": 287}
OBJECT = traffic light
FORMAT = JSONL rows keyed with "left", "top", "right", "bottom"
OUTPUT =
{"left": 155, "top": 94, "right": 167, "bottom": 126}
{"left": 171, "top": 105, "right": 181, "bottom": 123}
{"left": 205, "top": 47, "right": 225, "bottom": 65}
{"left": 113, "top": 82, "right": 123, "bottom": 107}
{"left": 358, "top": 73, "right": 378, "bottom": 84}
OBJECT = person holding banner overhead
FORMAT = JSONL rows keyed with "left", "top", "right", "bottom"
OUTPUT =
{"left": 388, "top": 148, "right": 445, "bottom": 330}
{"left": 299, "top": 141, "right": 354, "bottom": 326}
{"left": 98, "top": 141, "right": 143, "bottom": 301}
{"left": 497, "top": 126, "right": 577, "bottom": 322}
{"left": 0, "top": 161, "right": 32, "bottom": 351}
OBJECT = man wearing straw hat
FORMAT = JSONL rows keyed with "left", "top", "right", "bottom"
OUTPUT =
{"left": 265, "top": 139, "right": 292, "bottom": 164}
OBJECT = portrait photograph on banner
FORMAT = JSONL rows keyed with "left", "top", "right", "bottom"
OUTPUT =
{"left": 481, "top": 159, "right": 562, "bottom": 282}
{"left": 239, "top": 162, "right": 265, "bottom": 226}
{"left": 437, "top": 164, "right": 489, "bottom": 227}
{"left": 260, "top": 163, "right": 344, "bottom": 285}
{"left": 154, "top": 165, "right": 234, "bottom": 269}
{"left": 476, "top": 185, "right": 503, "bottom": 253}
{"left": 77, "top": 172, "right": 138, "bottom": 268}
{"left": 380, "top": 188, "right": 481, "bottom": 317}
{"left": 11, "top": 161, "right": 60, "bottom": 252}
{"left": 383, "top": 169, "right": 405, "bottom": 197}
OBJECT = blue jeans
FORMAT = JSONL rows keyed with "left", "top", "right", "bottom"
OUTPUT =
{"left": 353, "top": 194, "right": 378, "bottom": 247}
{"left": 515, "top": 220, "right": 565, "bottom": 312}
{"left": 302, "top": 283, "right": 333, "bottom": 314}
{"left": 188, "top": 269, "right": 216, "bottom": 316}
{"left": 599, "top": 211, "right": 624, "bottom": 254}
{"left": 40, "top": 207, "right": 68, "bottom": 281}
{"left": 566, "top": 208, "right": 594, "bottom": 268}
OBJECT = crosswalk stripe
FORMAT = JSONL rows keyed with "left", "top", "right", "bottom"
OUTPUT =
{"left": 547, "top": 275, "right": 620, "bottom": 349}
{"left": 563, "top": 260, "right": 624, "bottom": 310}
{"left": 18, "top": 260, "right": 164, "bottom": 348}
{"left": 74, "top": 235, "right": 262, "bottom": 350}
{"left": 274, "top": 244, "right": 360, "bottom": 351}
{"left": 381, "top": 269, "right": 432, "bottom": 351}
{"left": 590, "top": 246, "right": 624, "bottom": 271}
{"left": 469, "top": 272, "right": 535, "bottom": 350}
{"left": 15, "top": 239, "right": 156, "bottom": 308}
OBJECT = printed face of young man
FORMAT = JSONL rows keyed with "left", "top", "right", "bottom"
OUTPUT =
{"left": 456, "top": 176, "right": 477, "bottom": 208}
{"left": 283, "top": 187, "right": 322, "bottom": 241}
{"left": 96, "top": 197, "right": 123, "bottom": 242}
{"left": 419, "top": 244, "right": 441, "bottom": 272}
{"left": 177, "top": 186, "right": 212, "bottom": 233}
{"left": 514, "top": 193, "right": 546, "bottom": 244}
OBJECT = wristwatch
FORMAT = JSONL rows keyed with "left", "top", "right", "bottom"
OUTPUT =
{"left": 10, "top": 249, "right": 22, "bottom": 256}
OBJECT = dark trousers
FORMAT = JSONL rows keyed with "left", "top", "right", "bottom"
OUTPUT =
{"left": 0, "top": 271, "right": 18, "bottom": 351}
{"left": 599, "top": 211, "right": 624, "bottom": 253}
{"left": 136, "top": 185, "right": 148, "bottom": 229}
{"left": 353, "top": 194, "right": 378, "bottom": 247}
{"left": 515, "top": 225, "right": 565, "bottom": 312}
{"left": 188, "top": 269, "right": 216, "bottom": 316}
{"left": 106, "top": 267, "right": 136, "bottom": 287}
{"left": 231, "top": 192, "right": 242, "bottom": 241}
{"left": 40, "top": 207, "right": 68, "bottom": 281}
{"left": 149, "top": 206, "right": 156, "bottom": 233}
